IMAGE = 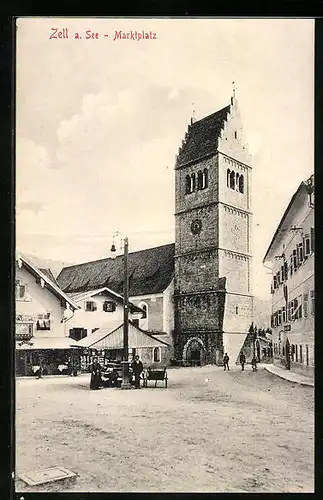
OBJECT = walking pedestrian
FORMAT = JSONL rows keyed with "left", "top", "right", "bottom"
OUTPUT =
{"left": 223, "top": 353, "right": 230, "bottom": 371}
{"left": 90, "top": 357, "right": 102, "bottom": 390}
{"left": 251, "top": 355, "right": 258, "bottom": 372}
{"left": 36, "top": 358, "right": 43, "bottom": 379}
{"left": 239, "top": 352, "right": 246, "bottom": 371}
{"left": 132, "top": 355, "right": 144, "bottom": 389}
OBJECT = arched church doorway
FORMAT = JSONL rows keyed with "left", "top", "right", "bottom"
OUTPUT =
{"left": 183, "top": 337, "right": 206, "bottom": 366}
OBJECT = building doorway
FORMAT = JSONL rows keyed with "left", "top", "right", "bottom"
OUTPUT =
{"left": 183, "top": 337, "right": 206, "bottom": 366}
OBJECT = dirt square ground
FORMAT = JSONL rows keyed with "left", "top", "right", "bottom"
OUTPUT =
{"left": 15, "top": 364, "right": 314, "bottom": 493}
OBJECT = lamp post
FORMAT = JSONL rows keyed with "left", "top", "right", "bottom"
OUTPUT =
{"left": 110, "top": 231, "right": 131, "bottom": 389}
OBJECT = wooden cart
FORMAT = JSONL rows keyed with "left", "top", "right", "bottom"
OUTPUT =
{"left": 143, "top": 367, "right": 168, "bottom": 388}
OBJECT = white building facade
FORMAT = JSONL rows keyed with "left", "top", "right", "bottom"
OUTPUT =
{"left": 66, "top": 288, "right": 143, "bottom": 340}
{"left": 263, "top": 175, "right": 314, "bottom": 377}
{"left": 15, "top": 254, "right": 80, "bottom": 376}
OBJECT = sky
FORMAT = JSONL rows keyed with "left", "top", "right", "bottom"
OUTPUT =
{"left": 16, "top": 18, "right": 314, "bottom": 300}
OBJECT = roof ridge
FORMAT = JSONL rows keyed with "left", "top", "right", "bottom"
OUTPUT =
{"left": 60, "top": 242, "right": 175, "bottom": 271}
{"left": 193, "top": 104, "right": 230, "bottom": 125}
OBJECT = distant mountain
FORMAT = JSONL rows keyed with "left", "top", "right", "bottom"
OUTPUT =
{"left": 253, "top": 297, "right": 271, "bottom": 329}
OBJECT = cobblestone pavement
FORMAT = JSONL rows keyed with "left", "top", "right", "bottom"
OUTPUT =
{"left": 15, "top": 364, "right": 314, "bottom": 493}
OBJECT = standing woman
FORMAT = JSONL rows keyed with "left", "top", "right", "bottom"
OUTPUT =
{"left": 90, "top": 357, "right": 102, "bottom": 390}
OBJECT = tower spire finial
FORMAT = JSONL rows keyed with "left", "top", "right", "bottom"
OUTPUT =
{"left": 232, "top": 81, "right": 236, "bottom": 98}
{"left": 191, "top": 102, "right": 196, "bottom": 124}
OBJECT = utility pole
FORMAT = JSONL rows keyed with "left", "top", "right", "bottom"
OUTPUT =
{"left": 122, "top": 236, "right": 131, "bottom": 389}
{"left": 110, "top": 232, "right": 131, "bottom": 389}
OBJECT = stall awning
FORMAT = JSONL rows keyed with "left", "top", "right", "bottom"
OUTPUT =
{"left": 72, "top": 322, "right": 171, "bottom": 350}
{"left": 16, "top": 337, "right": 79, "bottom": 350}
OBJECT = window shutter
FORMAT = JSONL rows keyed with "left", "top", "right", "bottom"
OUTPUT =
{"left": 293, "top": 250, "right": 297, "bottom": 270}
{"left": 282, "top": 306, "right": 286, "bottom": 323}
{"left": 284, "top": 261, "right": 288, "bottom": 281}
{"left": 304, "top": 235, "right": 310, "bottom": 258}
{"left": 310, "top": 290, "right": 315, "bottom": 314}
{"left": 298, "top": 295, "right": 302, "bottom": 318}
{"left": 294, "top": 298, "right": 298, "bottom": 320}
{"left": 310, "top": 227, "right": 315, "bottom": 252}
{"left": 280, "top": 265, "right": 284, "bottom": 282}
{"left": 303, "top": 293, "right": 308, "bottom": 317}
{"left": 297, "top": 242, "right": 304, "bottom": 265}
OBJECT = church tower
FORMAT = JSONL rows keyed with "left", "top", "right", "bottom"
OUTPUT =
{"left": 173, "top": 94, "right": 253, "bottom": 365}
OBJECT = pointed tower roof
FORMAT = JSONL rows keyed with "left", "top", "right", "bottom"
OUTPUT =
{"left": 176, "top": 104, "right": 231, "bottom": 168}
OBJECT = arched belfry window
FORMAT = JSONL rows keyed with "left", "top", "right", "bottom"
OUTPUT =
{"left": 236, "top": 172, "right": 240, "bottom": 191}
{"left": 185, "top": 174, "right": 191, "bottom": 194}
{"left": 197, "top": 170, "right": 203, "bottom": 190}
{"left": 203, "top": 168, "right": 208, "bottom": 189}
{"left": 227, "top": 169, "right": 231, "bottom": 187}
{"left": 239, "top": 174, "right": 244, "bottom": 194}
{"left": 190, "top": 173, "right": 196, "bottom": 192}
{"left": 230, "top": 170, "right": 235, "bottom": 189}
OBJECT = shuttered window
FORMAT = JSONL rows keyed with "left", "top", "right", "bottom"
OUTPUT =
{"left": 103, "top": 301, "right": 116, "bottom": 312}
{"left": 85, "top": 301, "right": 97, "bottom": 312}
{"left": 310, "top": 227, "right": 314, "bottom": 252}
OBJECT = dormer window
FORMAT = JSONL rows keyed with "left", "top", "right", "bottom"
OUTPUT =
{"left": 85, "top": 301, "right": 97, "bottom": 312}
{"left": 103, "top": 301, "right": 116, "bottom": 312}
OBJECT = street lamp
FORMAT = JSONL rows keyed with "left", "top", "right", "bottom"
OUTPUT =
{"left": 110, "top": 231, "right": 131, "bottom": 389}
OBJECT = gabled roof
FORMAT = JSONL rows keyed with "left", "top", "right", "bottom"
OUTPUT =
{"left": 57, "top": 243, "right": 175, "bottom": 296}
{"left": 263, "top": 176, "right": 313, "bottom": 263}
{"left": 67, "top": 287, "right": 144, "bottom": 314}
{"left": 176, "top": 105, "right": 231, "bottom": 167}
{"left": 73, "top": 320, "right": 171, "bottom": 349}
{"left": 39, "top": 268, "right": 59, "bottom": 286}
{"left": 16, "top": 336, "right": 78, "bottom": 350}
{"left": 16, "top": 253, "right": 79, "bottom": 311}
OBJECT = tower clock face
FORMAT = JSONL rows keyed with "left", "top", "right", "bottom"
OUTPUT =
{"left": 191, "top": 219, "right": 202, "bottom": 235}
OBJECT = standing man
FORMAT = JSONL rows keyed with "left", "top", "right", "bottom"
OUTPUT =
{"left": 223, "top": 353, "right": 230, "bottom": 371}
{"left": 239, "top": 352, "right": 246, "bottom": 371}
{"left": 132, "top": 355, "right": 144, "bottom": 389}
{"left": 90, "top": 357, "right": 102, "bottom": 390}
{"left": 251, "top": 355, "right": 258, "bottom": 372}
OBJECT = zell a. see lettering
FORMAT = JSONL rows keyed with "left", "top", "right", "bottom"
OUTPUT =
{"left": 113, "top": 30, "right": 157, "bottom": 41}
{"left": 49, "top": 28, "right": 69, "bottom": 39}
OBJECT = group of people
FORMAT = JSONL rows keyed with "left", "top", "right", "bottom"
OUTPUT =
{"left": 89, "top": 355, "right": 144, "bottom": 390}
{"left": 223, "top": 352, "right": 258, "bottom": 372}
